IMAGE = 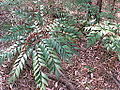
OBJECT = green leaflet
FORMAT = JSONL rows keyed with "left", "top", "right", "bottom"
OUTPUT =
{"left": 32, "top": 48, "right": 48, "bottom": 89}
{"left": 0, "top": 41, "right": 23, "bottom": 64}
{"left": 0, "top": 25, "right": 32, "bottom": 41}
{"left": 8, "top": 52, "right": 27, "bottom": 83}
{"left": 39, "top": 40, "right": 62, "bottom": 75}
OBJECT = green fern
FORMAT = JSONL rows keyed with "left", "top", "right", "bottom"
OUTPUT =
{"left": 0, "top": 0, "right": 82, "bottom": 89}
{"left": 2, "top": 0, "right": 120, "bottom": 89}
{"left": 87, "top": 22, "right": 120, "bottom": 60}
{"left": 32, "top": 47, "right": 48, "bottom": 90}
{"left": 39, "top": 39, "right": 62, "bottom": 76}
{"left": 0, "top": 38, "right": 24, "bottom": 64}
{"left": 0, "top": 25, "right": 33, "bottom": 41}
{"left": 9, "top": 51, "right": 27, "bottom": 83}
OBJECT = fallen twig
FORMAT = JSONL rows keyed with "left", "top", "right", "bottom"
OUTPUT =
{"left": 47, "top": 73, "right": 77, "bottom": 90}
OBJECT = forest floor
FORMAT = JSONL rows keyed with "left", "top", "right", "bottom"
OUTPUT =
{"left": 0, "top": 38, "right": 120, "bottom": 90}
{"left": 0, "top": 1, "right": 120, "bottom": 90}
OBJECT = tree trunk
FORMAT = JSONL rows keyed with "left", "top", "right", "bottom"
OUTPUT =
{"left": 96, "top": 0, "right": 102, "bottom": 13}
{"left": 95, "top": 0, "right": 102, "bottom": 23}
{"left": 112, "top": 0, "right": 116, "bottom": 11}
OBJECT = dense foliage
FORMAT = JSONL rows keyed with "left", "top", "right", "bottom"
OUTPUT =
{"left": 86, "top": 21, "right": 120, "bottom": 60}
{"left": 0, "top": 0, "right": 120, "bottom": 90}
{"left": 0, "top": 0, "right": 81, "bottom": 89}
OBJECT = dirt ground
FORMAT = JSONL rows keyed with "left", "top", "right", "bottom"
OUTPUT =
{"left": 0, "top": 0, "right": 120, "bottom": 90}
{"left": 0, "top": 38, "right": 120, "bottom": 90}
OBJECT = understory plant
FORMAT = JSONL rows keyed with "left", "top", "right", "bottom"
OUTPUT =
{"left": 1, "top": 0, "right": 119, "bottom": 90}
{"left": 86, "top": 21, "right": 120, "bottom": 60}
{"left": 0, "top": 0, "right": 81, "bottom": 89}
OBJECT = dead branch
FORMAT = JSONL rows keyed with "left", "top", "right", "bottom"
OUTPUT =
{"left": 47, "top": 73, "right": 78, "bottom": 90}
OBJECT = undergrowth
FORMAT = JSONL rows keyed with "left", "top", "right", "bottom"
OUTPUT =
{"left": 0, "top": 0, "right": 120, "bottom": 90}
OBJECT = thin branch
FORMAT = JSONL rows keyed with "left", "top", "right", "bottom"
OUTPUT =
{"left": 47, "top": 73, "right": 78, "bottom": 90}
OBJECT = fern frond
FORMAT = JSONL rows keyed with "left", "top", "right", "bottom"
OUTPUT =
{"left": 39, "top": 39, "right": 62, "bottom": 77}
{"left": 103, "top": 36, "right": 120, "bottom": 52}
{"left": 8, "top": 51, "right": 28, "bottom": 83}
{"left": 32, "top": 49, "right": 48, "bottom": 90}
{"left": 46, "top": 38, "right": 75, "bottom": 60}
{"left": 87, "top": 22, "right": 120, "bottom": 61}
{"left": 48, "top": 17, "right": 81, "bottom": 39}
{"left": 45, "top": 15, "right": 81, "bottom": 61}
{"left": 1, "top": 1, "right": 83, "bottom": 89}
{"left": 0, "top": 39, "right": 24, "bottom": 64}
{"left": 0, "top": 25, "right": 33, "bottom": 41}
